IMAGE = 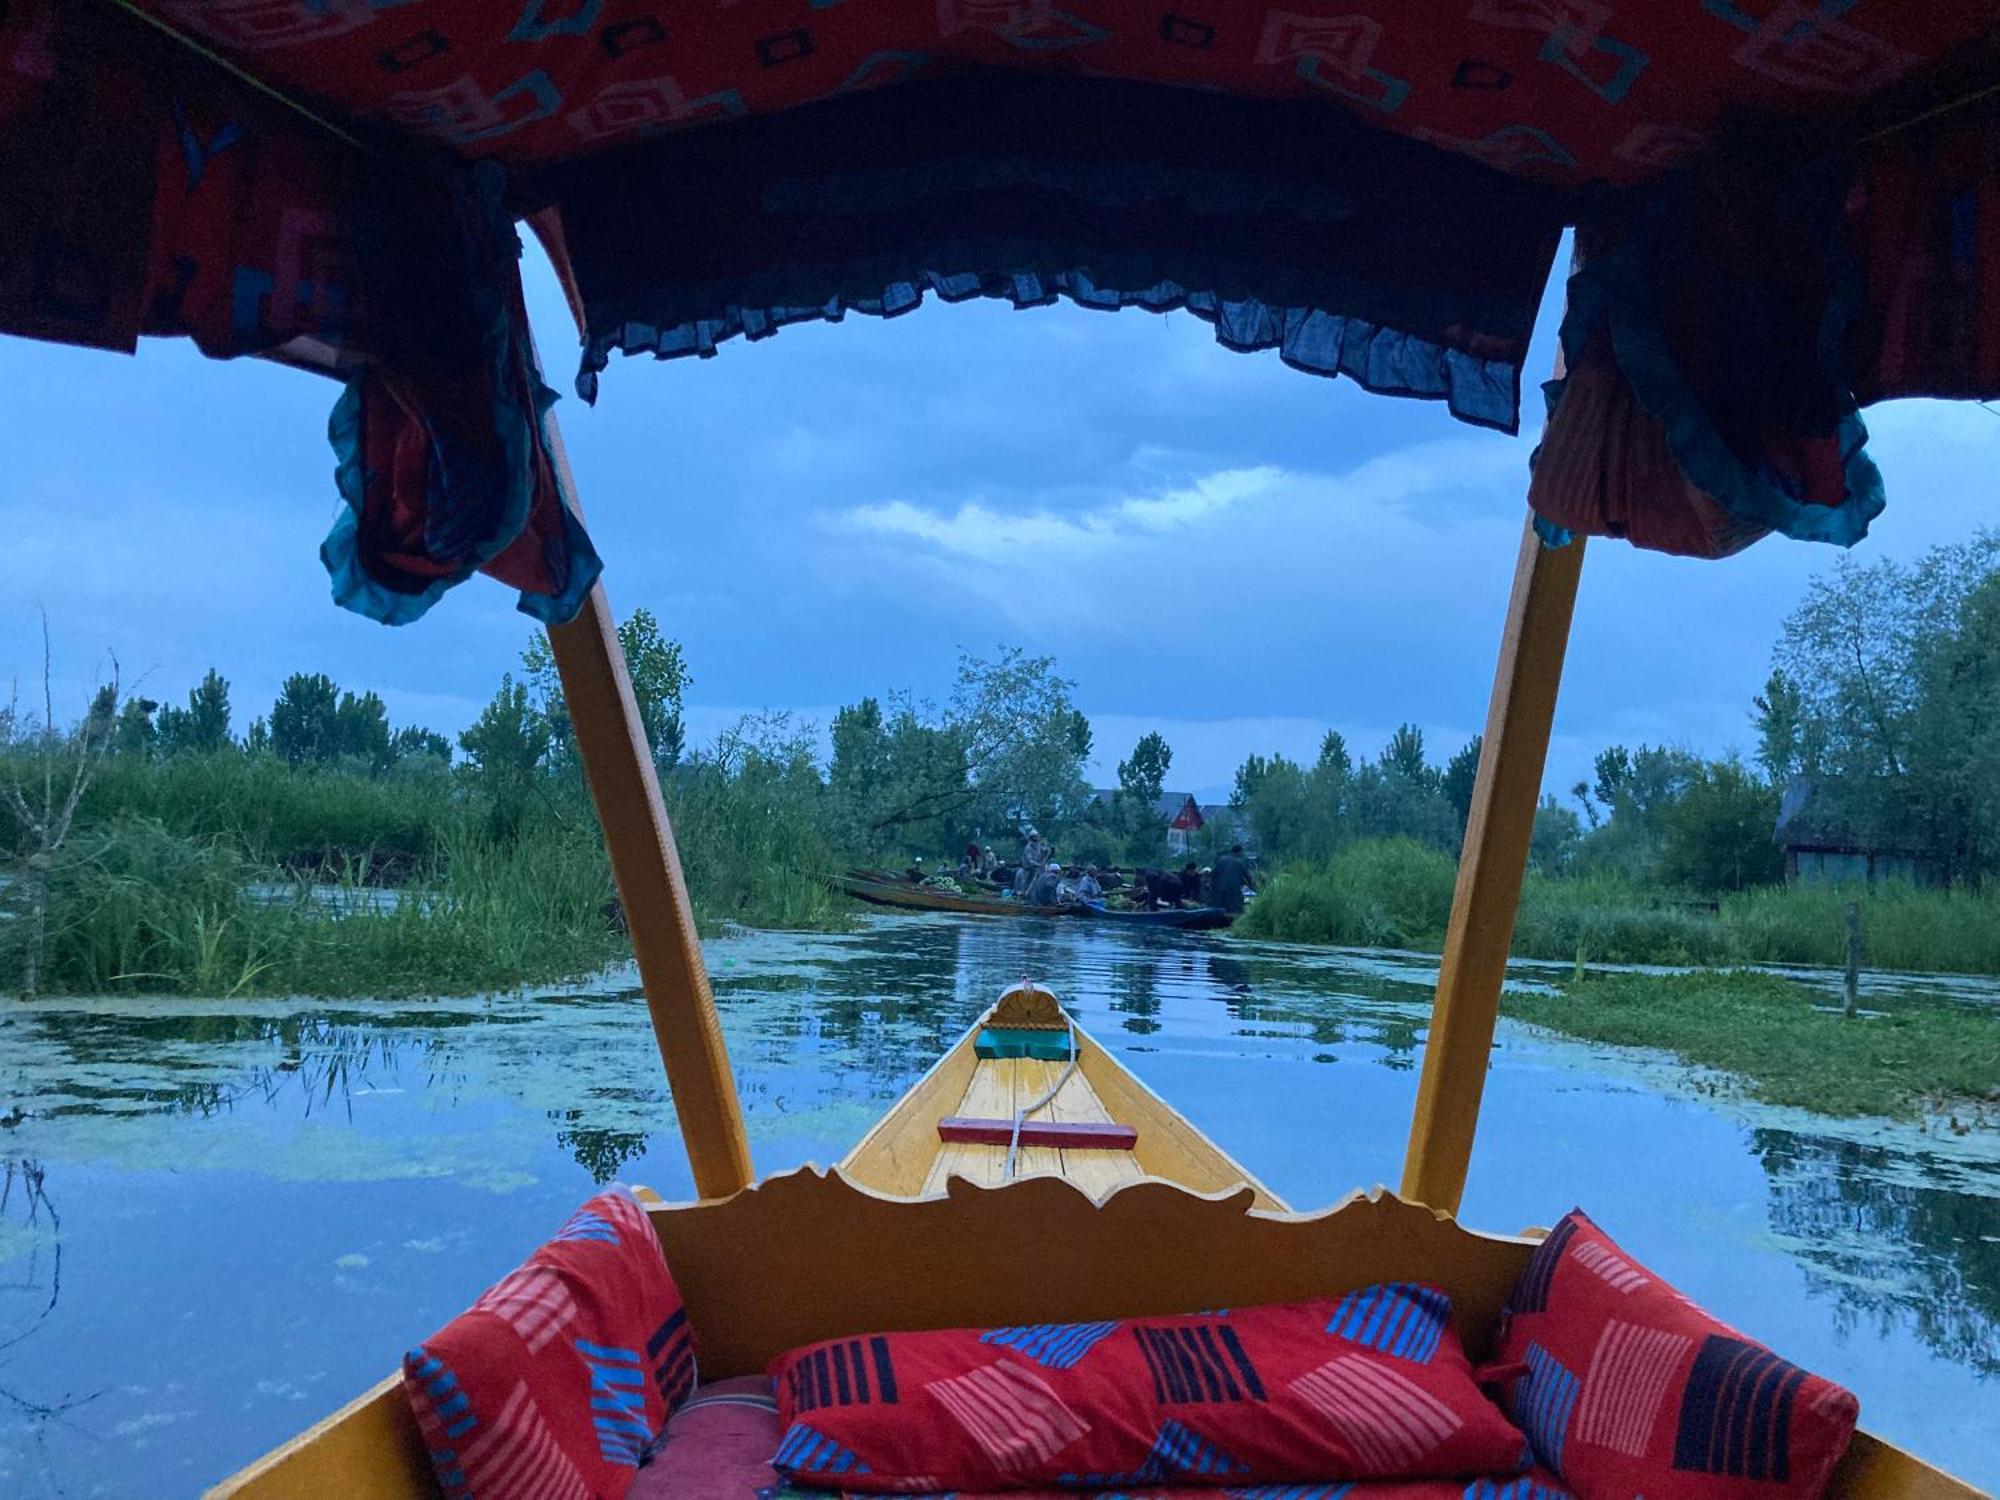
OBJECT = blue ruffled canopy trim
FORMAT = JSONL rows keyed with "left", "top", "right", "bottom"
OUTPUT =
{"left": 577, "top": 268, "right": 1525, "bottom": 433}
{"left": 320, "top": 162, "right": 602, "bottom": 626}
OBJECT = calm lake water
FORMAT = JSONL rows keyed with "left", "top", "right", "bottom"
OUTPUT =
{"left": 2, "top": 915, "right": 1996, "bottom": 1497}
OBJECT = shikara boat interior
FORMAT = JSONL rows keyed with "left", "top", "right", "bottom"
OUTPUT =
{"left": 6, "top": 2, "right": 1998, "bottom": 1496}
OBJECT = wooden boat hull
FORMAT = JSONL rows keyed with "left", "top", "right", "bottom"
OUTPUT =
{"left": 1070, "top": 901, "right": 1234, "bottom": 931}
{"left": 208, "top": 985, "right": 1991, "bottom": 1500}
{"left": 840, "top": 982, "right": 1283, "bottom": 1207}
{"left": 841, "top": 872, "right": 1233, "bottom": 931}
{"left": 839, "top": 870, "right": 1061, "bottom": 918}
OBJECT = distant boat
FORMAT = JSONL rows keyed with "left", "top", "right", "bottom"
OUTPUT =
{"left": 839, "top": 869, "right": 1062, "bottom": 918}
{"left": 1071, "top": 899, "right": 1234, "bottom": 932}
{"left": 839, "top": 870, "right": 1233, "bottom": 930}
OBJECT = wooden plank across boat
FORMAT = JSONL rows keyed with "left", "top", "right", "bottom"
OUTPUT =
{"left": 209, "top": 983, "right": 1987, "bottom": 1499}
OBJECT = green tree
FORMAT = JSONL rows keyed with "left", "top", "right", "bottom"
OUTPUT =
{"left": 1767, "top": 532, "right": 1999, "bottom": 878}
{"left": 114, "top": 697, "right": 158, "bottom": 758}
{"left": 1380, "top": 723, "right": 1434, "bottom": 786}
{"left": 391, "top": 725, "right": 453, "bottom": 764}
{"left": 268, "top": 673, "right": 341, "bottom": 767}
{"left": 1117, "top": 731, "right": 1172, "bottom": 806}
{"left": 522, "top": 607, "right": 691, "bottom": 771}
{"left": 1065, "top": 709, "right": 1093, "bottom": 765}
{"left": 1907, "top": 571, "right": 2000, "bottom": 880}
{"left": 1530, "top": 796, "right": 1582, "bottom": 874}
{"left": 335, "top": 689, "right": 392, "bottom": 772}
{"left": 1443, "top": 734, "right": 1483, "bottom": 829}
{"left": 1231, "top": 752, "right": 1272, "bottom": 808}
{"left": 156, "top": 669, "right": 233, "bottom": 756}
{"left": 1574, "top": 743, "right": 1702, "bottom": 882}
{"left": 1114, "top": 731, "right": 1174, "bottom": 860}
{"left": 1751, "top": 669, "right": 1809, "bottom": 787}
{"left": 1660, "top": 757, "right": 1783, "bottom": 891}
{"left": 458, "top": 674, "right": 551, "bottom": 839}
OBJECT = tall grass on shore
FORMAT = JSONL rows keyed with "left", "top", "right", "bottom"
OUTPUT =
{"left": 1, "top": 737, "right": 853, "bottom": 995}
{"left": 1503, "top": 969, "right": 2000, "bottom": 1118}
{"left": 78, "top": 752, "right": 460, "bottom": 876}
{"left": 3, "top": 816, "right": 627, "bottom": 998}
{"left": 1236, "top": 839, "right": 2000, "bottom": 976}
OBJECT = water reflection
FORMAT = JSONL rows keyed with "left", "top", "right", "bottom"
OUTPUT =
{"left": 0, "top": 917, "right": 1994, "bottom": 1496}
{"left": 1757, "top": 1131, "right": 2000, "bottom": 1376}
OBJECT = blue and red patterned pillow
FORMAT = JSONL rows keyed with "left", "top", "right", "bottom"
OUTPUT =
{"left": 402, "top": 1188, "right": 692, "bottom": 1500}
{"left": 1497, "top": 1209, "right": 1858, "bottom": 1500}
{"left": 767, "top": 1288, "right": 1531, "bottom": 1493}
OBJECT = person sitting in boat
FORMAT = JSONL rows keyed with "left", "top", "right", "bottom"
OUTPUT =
{"left": 956, "top": 842, "right": 983, "bottom": 881}
{"left": 1073, "top": 867, "right": 1104, "bottom": 903}
{"left": 904, "top": 856, "right": 926, "bottom": 883}
{"left": 1211, "top": 843, "right": 1256, "bottom": 913}
{"left": 1028, "top": 861, "right": 1063, "bottom": 906}
{"left": 1138, "top": 867, "right": 1185, "bottom": 908}
{"left": 1181, "top": 861, "right": 1204, "bottom": 906}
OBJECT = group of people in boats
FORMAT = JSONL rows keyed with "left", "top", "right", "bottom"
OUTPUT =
{"left": 901, "top": 828, "right": 1257, "bottom": 913}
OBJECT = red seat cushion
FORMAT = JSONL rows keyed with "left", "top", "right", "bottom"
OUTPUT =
{"left": 767, "top": 1290, "right": 1530, "bottom": 1492}
{"left": 1496, "top": 1209, "right": 1858, "bottom": 1500}
{"left": 761, "top": 1471, "right": 1575, "bottom": 1498}
{"left": 630, "top": 1375, "right": 780, "bottom": 1499}
{"left": 402, "top": 1188, "right": 693, "bottom": 1500}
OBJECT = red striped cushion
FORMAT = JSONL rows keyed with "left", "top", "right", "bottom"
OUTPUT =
{"left": 766, "top": 1291, "right": 1530, "bottom": 1492}
{"left": 770, "top": 1475, "right": 1575, "bottom": 1500}
{"left": 402, "top": 1189, "right": 692, "bottom": 1500}
{"left": 1497, "top": 1210, "right": 1858, "bottom": 1500}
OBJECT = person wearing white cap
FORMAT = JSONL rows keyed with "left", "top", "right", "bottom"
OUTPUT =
{"left": 1021, "top": 827, "right": 1047, "bottom": 872}
{"left": 1028, "top": 860, "right": 1062, "bottom": 906}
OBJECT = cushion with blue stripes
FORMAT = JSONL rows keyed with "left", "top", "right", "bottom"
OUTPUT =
{"left": 401, "top": 1187, "right": 693, "bottom": 1500}
{"left": 1497, "top": 1210, "right": 1858, "bottom": 1500}
{"left": 766, "top": 1291, "right": 1529, "bottom": 1493}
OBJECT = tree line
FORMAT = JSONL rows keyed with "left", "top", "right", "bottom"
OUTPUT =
{"left": 1223, "top": 531, "right": 1999, "bottom": 893}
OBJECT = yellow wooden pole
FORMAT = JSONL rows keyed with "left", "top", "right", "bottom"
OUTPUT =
{"left": 538, "top": 401, "right": 755, "bottom": 1200}
{"left": 1400, "top": 514, "right": 1586, "bottom": 1214}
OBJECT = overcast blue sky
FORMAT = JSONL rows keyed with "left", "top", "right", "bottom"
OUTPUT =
{"left": 3, "top": 246, "right": 1995, "bottom": 803}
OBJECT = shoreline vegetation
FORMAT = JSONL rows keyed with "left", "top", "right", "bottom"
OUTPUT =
{"left": 1503, "top": 969, "right": 2000, "bottom": 1123}
{"left": 1234, "top": 839, "right": 2000, "bottom": 977}
{"left": 6, "top": 531, "right": 1998, "bottom": 1138}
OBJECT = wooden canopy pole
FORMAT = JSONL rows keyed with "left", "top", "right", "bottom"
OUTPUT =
{"left": 517, "top": 390, "right": 750, "bottom": 1205}
{"left": 523, "top": 221, "right": 754, "bottom": 1199}
{"left": 545, "top": 580, "right": 756, "bottom": 1200}
{"left": 1400, "top": 514, "right": 1585, "bottom": 1215}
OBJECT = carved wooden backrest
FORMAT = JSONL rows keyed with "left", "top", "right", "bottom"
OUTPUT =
{"left": 209, "top": 1172, "right": 1985, "bottom": 1500}
{"left": 648, "top": 1168, "right": 1538, "bottom": 1378}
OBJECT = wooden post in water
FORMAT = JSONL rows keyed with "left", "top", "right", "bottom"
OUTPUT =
{"left": 1401, "top": 515, "right": 1586, "bottom": 1216}
{"left": 1844, "top": 899, "right": 1863, "bottom": 1018}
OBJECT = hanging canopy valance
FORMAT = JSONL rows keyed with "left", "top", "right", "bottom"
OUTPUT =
{"left": 1, "top": 0, "right": 1997, "bottom": 619}
{"left": 546, "top": 71, "right": 1566, "bottom": 431}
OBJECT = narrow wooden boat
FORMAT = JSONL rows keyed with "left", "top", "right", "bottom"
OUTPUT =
{"left": 210, "top": 983, "right": 1981, "bottom": 1499}
{"left": 839, "top": 869, "right": 1062, "bottom": 918}
{"left": 841, "top": 871, "right": 1233, "bottom": 931}
{"left": 1070, "top": 901, "right": 1235, "bottom": 932}
{"left": 841, "top": 982, "right": 1281, "bottom": 1205}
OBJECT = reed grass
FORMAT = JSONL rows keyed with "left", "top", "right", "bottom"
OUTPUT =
{"left": 1, "top": 816, "right": 627, "bottom": 998}
{"left": 1237, "top": 839, "right": 2000, "bottom": 976}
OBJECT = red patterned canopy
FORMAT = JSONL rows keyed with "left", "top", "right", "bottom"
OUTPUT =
{"left": 125, "top": 1, "right": 1996, "bottom": 188}
{"left": 2, "top": 1, "right": 1997, "bottom": 619}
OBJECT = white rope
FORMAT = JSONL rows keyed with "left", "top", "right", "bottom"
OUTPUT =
{"left": 1003, "top": 1018, "right": 1078, "bottom": 1181}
